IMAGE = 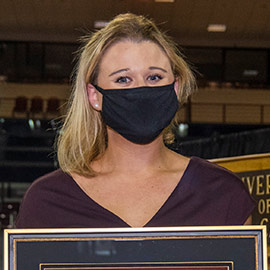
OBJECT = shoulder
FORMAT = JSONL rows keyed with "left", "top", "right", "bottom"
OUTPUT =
{"left": 187, "top": 156, "right": 245, "bottom": 190}
{"left": 182, "top": 155, "right": 254, "bottom": 205}
{"left": 20, "top": 169, "right": 78, "bottom": 208}
{"left": 181, "top": 156, "right": 255, "bottom": 225}
{"left": 18, "top": 170, "right": 71, "bottom": 204}
{"left": 25, "top": 169, "right": 73, "bottom": 194}
{"left": 16, "top": 169, "right": 76, "bottom": 228}
{"left": 167, "top": 151, "right": 246, "bottom": 192}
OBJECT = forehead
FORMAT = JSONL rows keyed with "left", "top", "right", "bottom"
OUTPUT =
{"left": 99, "top": 40, "right": 171, "bottom": 70}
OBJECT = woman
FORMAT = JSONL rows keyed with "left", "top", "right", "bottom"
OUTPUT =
{"left": 16, "top": 13, "right": 255, "bottom": 228}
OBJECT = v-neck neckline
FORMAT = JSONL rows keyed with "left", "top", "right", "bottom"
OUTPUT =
{"left": 69, "top": 157, "right": 194, "bottom": 227}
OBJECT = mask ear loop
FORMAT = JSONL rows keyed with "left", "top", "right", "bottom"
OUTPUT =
{"left": 93, "top": 85, "right": 105, "bottom": 94}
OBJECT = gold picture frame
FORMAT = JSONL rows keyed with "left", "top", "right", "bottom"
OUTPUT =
{"left": 4, "top": 226, "right": 268, "bottom": 270}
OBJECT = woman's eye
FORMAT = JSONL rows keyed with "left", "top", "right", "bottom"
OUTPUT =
{"left": 147, "top": 74, "right": 163, "bottom": 81}
{"left": 115, "top": 76, "right": 131, "bottom": 84}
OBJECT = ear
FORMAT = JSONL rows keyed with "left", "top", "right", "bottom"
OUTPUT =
{"left": 87, "top": 83, "right": 102, "bottom": 111}
{"left": 173, "top": 78, "right": 179, "bottom": 95}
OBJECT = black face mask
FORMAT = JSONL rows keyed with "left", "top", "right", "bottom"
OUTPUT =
{"left": 94, "top": 82, "right": 178, "bottom": 144}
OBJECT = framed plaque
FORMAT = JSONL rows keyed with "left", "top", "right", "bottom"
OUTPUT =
{"left": 4, "top": 226, "right": 268, "bottom": 270}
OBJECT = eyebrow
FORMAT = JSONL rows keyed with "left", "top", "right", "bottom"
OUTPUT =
{"left": 108, "top": 66, "right": 168, "bottom": 77}
{"left": 109, "top": 68, "right": 130, "bottom": 77}
{"left": 149, "top": 66, "right": 168, "bottom": 73}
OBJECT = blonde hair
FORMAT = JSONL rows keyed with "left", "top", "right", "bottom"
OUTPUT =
{"left": 57, "top": 13, "right": 196, "bottom": 177}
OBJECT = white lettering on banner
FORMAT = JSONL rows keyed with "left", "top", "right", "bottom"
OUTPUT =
{"left": 237, "top": 170, "right": 270, "bottom": 244}
{"left": 241, "top": 174, "right": 270, "bottom": 195}
{"left": 267, "top": 174, "right": 270, "bottom": 194}
{"left": 258, "top": 199, "right": 270, "bottom": 214}
{"left": 256, "top": 175, "right": 265, "bottom": 195}
{"left": 260, "top": 218, "right": 269, "bottom": 225}
{"left": 243, "top": 176, "right": 256, "bottom": 194}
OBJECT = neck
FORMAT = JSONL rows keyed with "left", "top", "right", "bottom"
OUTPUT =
{"left": 95, "top": 129, "right": 169, "bottom": 174}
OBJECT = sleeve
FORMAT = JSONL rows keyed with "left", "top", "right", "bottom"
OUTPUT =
{"left": 15, "top": 179, "right": 47, "bottom": 228}
{"left": 225, "top": 178, "right": 256, "bottom": 224}
{"left": 194, "top": 157, "right": 256, "bottom": 225}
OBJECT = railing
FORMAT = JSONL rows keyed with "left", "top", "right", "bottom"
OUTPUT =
{"left": 1, "top": 97, "right": 269, "bottom": 125}
{"left": 190, "top": 102, "right": 270, "bottom": 124}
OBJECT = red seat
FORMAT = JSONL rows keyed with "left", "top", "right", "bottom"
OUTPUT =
{"left": 12, "top": 96, "right": 28, "bottom": 118}
{"left": 29, "top": 96, "right": 44, "bottom": 119}
{"left": 46, "top": 97, "right": 61, "bottom": 118}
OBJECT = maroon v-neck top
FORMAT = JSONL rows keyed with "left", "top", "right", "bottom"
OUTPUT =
{"left": 16, "top": 156, "right": 255, "bottom": 228}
